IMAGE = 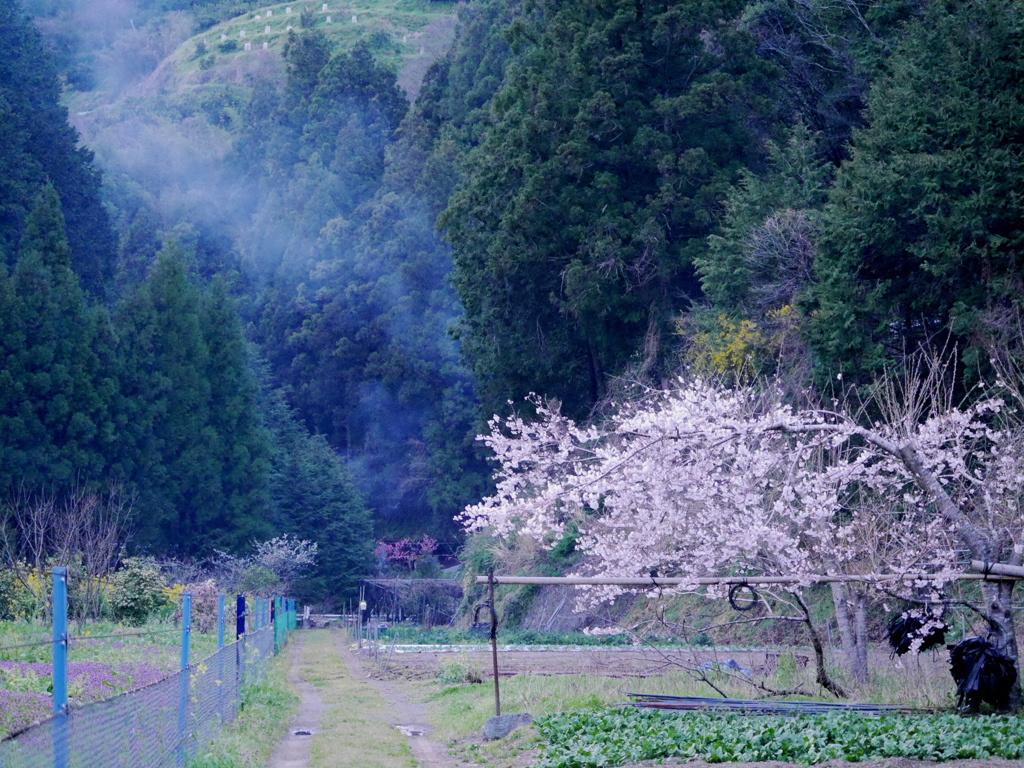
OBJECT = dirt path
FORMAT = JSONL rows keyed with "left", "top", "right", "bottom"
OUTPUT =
{"left": 267, "top": 633, "right": 323, "bottom": 768}
{"left": 333, "top": 633, "right": 454, "bottom": 768}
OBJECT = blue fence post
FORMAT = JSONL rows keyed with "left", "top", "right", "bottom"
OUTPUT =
{"left": 181, "top": 591, "right": 192, "bottom": 670}
{"left": 216, "top": 592, "right": 225, "bottom": 725}
{"left": 238, "top": 594, "right": 248, "bottom": 688}
{"left": 217, "top": 594, "right": 225, "bottom": 649}
{"left": 52, "top": 567, "right": 68, "bottom": 768}
{"left": 273, "top": 596, "right": 281, "bottom": 655}
{"left": 176, "top": 592, "right": 191, "bottom": 768}
{"left": 235, "top": 594, "right": 245, "bottom": 640}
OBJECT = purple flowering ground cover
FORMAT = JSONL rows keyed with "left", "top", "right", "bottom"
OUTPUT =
{"left": 0, "top": 621, "right": 218, "bottom": 739}
{"left": 0, "top": 660, "right": 169, "bottom": 737}
{"left": 0, "top": 690, "right": 51, "bottom": 737}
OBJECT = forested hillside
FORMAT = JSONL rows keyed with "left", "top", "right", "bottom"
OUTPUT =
{"left": 3, "top": 0, "right": 1022, "bottom": 601}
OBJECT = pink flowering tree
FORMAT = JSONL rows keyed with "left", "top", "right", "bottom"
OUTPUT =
{"left": 462, "top": 369, "right": 1024, "bottom": 706}
{"left": 375, "top": 535, "right": 438, "bottom": 575}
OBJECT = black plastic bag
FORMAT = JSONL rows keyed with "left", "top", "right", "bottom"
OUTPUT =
{"left": 948, "top": 637, "right": 1017, "bottom": 711}
{"left": 886, "top": 611, "right": 947, "bottom": 658}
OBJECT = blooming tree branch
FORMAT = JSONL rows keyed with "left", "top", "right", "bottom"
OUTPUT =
{"left": 462, "top": 372, "right": 1024, "bottom": 704}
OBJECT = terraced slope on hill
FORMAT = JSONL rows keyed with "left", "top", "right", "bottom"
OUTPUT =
{"left": 166, "top": 0, "right": 457, "bottom": 97}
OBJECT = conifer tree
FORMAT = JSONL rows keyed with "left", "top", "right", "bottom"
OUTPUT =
{"left": 201, "top": 277, "right": 273, "bottom": 547}
{"left": 811, "top": 0, "right": 1024, "bottom": 382}
{"left": 263, "top": 387, "right": 372, "bottom": 602}
{"left": 443, "top": 0, "right": 781, "bottom": 416}
{"left": 116, "top": 247, "right": 276, "bottom": 553}
{"left": 120, "top": 242, "right": 215, "bottom": 551}
{"left": 0, "top": 185, "right": 117, "bottom": 491}
{"left": 0, "top": 0, "right": 114, "bottom": 293}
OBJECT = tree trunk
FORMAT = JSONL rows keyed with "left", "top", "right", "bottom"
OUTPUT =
{"left": 831, "top": 582, "right": 868, "bottom": 683}
{"left": 981, "top": 578, "right": 1021, "bottom": 712}
{"left": 796, "top": 592, "right": 846, "bottom": 698}
{"left": 853, "top": 590, "right": 869, "bottom": 678}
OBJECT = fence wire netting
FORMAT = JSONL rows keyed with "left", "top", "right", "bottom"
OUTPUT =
{"left": 0, "top": 626, "right": 276, "bottom": 768}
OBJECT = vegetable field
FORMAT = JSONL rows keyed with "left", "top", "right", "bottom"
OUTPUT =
{"left": 534, "top": 709, "right": 1024, "bottom": 768}
{"left": 0, "top": 621, "right": 210, "bottom": 739}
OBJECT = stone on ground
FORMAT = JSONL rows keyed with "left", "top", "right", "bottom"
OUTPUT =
{"left": 482, "top": 712, "right": 532, "bottom": 740}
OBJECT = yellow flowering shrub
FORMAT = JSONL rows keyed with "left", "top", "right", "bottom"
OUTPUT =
{"left": 687, "top": 314, "right": 767, "bottom": 382}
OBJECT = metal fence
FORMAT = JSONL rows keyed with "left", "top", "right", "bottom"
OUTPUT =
{"left": 0, "top": 625, "right": 277, "bottom": 768}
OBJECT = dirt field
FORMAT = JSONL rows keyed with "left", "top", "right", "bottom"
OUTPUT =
{"left": 381, "top": 645, "right": 815, "bottom": 679}
{"left": 375, "top": 643, "right": 952, "bottom": 697}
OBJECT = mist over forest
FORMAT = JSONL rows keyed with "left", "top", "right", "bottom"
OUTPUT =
{"left": 2, "top": 0, "right": 1023, "bottom": 602}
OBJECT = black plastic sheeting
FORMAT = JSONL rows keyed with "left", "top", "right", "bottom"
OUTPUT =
{"left": 948, "top": 637, "right": 1017, "bottom": 711}
{"left": 627, "top": 693, "right": 934, "bottom": 715}
{"left": 886, "top": 611, "right": 947, "bottom": 658}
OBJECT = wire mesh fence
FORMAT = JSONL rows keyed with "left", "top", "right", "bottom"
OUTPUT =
{"left": 0, "top": 626, "right": 277, "bottom": 768}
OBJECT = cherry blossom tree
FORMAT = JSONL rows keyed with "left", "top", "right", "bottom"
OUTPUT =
{"left": 374, "top": 535, "right": 438, "bottom": 575}
{"left": 462, "top": 368, "right": 1024, "bottom": 706}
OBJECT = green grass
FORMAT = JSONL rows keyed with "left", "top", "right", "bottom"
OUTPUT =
{"left": 0, "top": 618, "right": 217, "bottom": 669}
{"left": 423, "top": 667, "right": 783, "bottom": 743}
{"left": 301, "top": 629, "right": 416, "bottom": 768}
{"left": 459, "top": 726, "right": 540, "bottom": 768}
{"left": 187, "top": 648, "right": 298, "bottom": 768}
{"left": 534, "top": 708, "right": 1024, "bottom": 767}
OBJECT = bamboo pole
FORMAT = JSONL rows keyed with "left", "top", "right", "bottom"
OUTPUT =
{"left": 475, "top": 572, "right": 1019, "bottom": 587}
{"left": 970, "top": 560, "right": 1024, "bottom": 579}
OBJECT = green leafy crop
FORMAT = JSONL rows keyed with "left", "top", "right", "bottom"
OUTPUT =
{"left": 535, "top": 708, "right": 1024, "bottom": 768}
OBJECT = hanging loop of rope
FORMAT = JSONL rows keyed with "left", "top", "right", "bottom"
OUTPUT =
{"left": 728, "top": 582, "right": 759, "bottom": 612}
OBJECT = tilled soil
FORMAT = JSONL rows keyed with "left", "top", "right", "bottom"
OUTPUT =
{"left": 379, "top": 646, "right": 815, "bottom": 680}
{"left": 376, "top": 644, "right": 951, "bottom": 694}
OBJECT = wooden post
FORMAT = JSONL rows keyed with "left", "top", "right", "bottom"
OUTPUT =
{"left": 489, "top": 568, "right": 500, "bottom": 717}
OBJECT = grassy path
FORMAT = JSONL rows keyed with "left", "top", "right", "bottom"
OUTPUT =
{"left": 267, "top": 632, "right": 322, "bottom": 768}
{"left": 287, "top": 629, "right": 419, "bottom": 768}
{"left": 334, "top": 634, "right": 454, "bottom": 768}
